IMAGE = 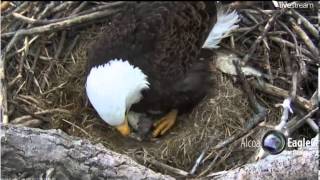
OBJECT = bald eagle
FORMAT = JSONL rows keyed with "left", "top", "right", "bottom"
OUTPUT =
{"left": 85, "top": 2, "right": 239, "bottom": 138}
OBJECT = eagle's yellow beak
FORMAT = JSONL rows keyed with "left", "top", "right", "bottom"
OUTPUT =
{"left": 116, "top": 115, "right": 130, "bottom": 136}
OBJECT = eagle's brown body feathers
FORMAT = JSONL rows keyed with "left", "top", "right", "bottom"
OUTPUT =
{"left": 87, "top": 2, "right": 217, "bottom": 118}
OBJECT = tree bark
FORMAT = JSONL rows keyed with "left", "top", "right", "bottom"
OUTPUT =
{"left": 207, "top": 135, "right": 319, "bottom": 180}
{"left": 1, "top": 125, "right": 318, "bottom": 180}
{"left": 1, "top": 125, "right": 174, "bottom": 180}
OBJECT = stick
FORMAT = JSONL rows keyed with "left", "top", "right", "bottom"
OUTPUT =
{"left": 250, "top": 79, "right": 313, "bottom": 111}
{"left": 2, "top": 1, "right": 29, "bottom": 19}
{"left": 1, "top": 8, "right": 122, "bottom": 38}
{"left": 234, "top": 20, "right": 268, "bottom": 42}
{"left": 10, "top": 107, "right": 70, "bottom": 124}
{"left": 54, "top": 31, "right": 67, "bottom": 59}
{"left": 234, "top": 60, "right": 264, "bottom": 114}
{"left": 198, "top": 150, "right": 223, "bottom": 177}
{"left": 281, "top": 45, "right": 292, "bottom": 75}
{"left": 288, "top": 9, "right": 319, "bottom": 40}
{"left": 0, "top": 55, "right": 8, "bottom": 124}
{"left": 63, "top": 35, "right": 80, "bottom": 60}
{"left": 242, "top": 11, "right": 282, "bottom": 64}
{"left": 50, "top": 1, "right": 76, "bottom": 15}
{"left": 11, "top": 1, "right": 118, "bottom": 26}
{"left": 15, "top": 119, "right": 43, "bottom": 128}
{"left": 289, "top": 18, "right": 320, "bottom": 57}
{"left": 306, "top": 118, "right": 319, "bottom": 133}
{"left": 76, "top": 1, "right": 126, "bottom": 16}
{"left": 269, "top": 36, "right": 316, "bottom": 62}
{"left": 262, "top": 38, "right": 273, "bottom": 84}
{"left": 285, "top": 107, "right": 319, "bottom": 135}
{"left": 277, "top": 20, "right": 299, "bottom": 54}
{"left": 12, "top": 12, "right": 37, "bottom": 24}
{"left": 318, "top": 67, "right": 320, "bottom": 105}
{"left": 36, "top": 1, "right": 56, "bottom": 20}
{"left": 140, "top": 157, "right": 189, "bottom": 177}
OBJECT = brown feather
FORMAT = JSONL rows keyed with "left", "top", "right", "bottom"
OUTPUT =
{"left": 87, "top": 1, "right": 217, "bottom": 116}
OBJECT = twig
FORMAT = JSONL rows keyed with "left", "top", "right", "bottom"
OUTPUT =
{"left": 0, "top": 55, "right": 8, "bottom": 124}
{"left": 289, "top": 18, "right": 320, "bottom": 57}
{"left": 290, "top": 71, "right": 298, "bottom": 99}
{"left": 243, "top": 10, "right": 259, "bottom": 24}
{"left": 269, "top": 36, "right": 316, "bottom": 62}
{"left": 12, "top": 1, "right": 91, "bottom": 26}
{"left": 2, "top": 1, "right": 28, "bottom": 19}
{"left": 310, "top": 90, "right": 318, "bottom": 107}
{"left": 306, "top": 118, "right": 319, "bottom": 133}
{"left": 262, "top": 38, "right": 273, "bottom": 84}
{"left": 12, "top": 12, "right": 37, "bottom": 24}
{"left": 234, "top": 20, "right": 267, "bottom": 42}
{"left": 284, "top": 107, "right": 319, "bottom": 135}
{"left": 11, "top": 115, "right": 45, "bottom": 124}
{"left": 242, "top": 11, "right": 282, "bottom": 64}
{"left": 256, "top": 71, "right": 307, "bottom": 160}
{"left": 71, "top": 1, "right": 89, "bottom": 15}
{"left": 234, "top": 60, "right": 264, "bottom": 114}
{"left": 318, "top": 67, "right": 320, "bottom": 106}
{"left": 288, "top": 9, "right": 319, "bottom": 40}
{"left": 26, "top": 43, "right": 41, "bottom": 90}
{"left": 61, "top": 119, "right": 92, "bottom": 138}
{"left": 15, "top": 119, "right": 43, "bottom": 128}
{"left": 250, "top": 79, "right": 313, "bottom": 111}
{"left": 1, "top": 8, "right": 122, "bottom": 38}
{"left": 54, "top": 31, "right": 67, "bottom": 59}
{"left": 281, "top": 45, "right": 292, "bottom": 75}
{"left": 76, "top": 1, "right": 126, "bottom": 16}
{"left": 138, "top": 156, "right": 189, "bottom": 177}
{"left": 10, "top": 102, "right": 71, "bottom": 124}
{"left": 239, "top": 9, "right": 276, "bottom": 15}
{"left": 36, "top": 1, "right": 56, "bottom": 20}
{"left": 63, "top": 35, "right": 80, "bottom": 61}
{"left": 213, "top": 110, "right": 266, "bottom": 150}
{"left": 2, "top": 32, "right": 21, "bottom": 55}
{"left": 190, "top": 147, "right": 206, "bottom": 175}
{"left": 198, "top": 150, "right": 223, "bottom": 177}
{"left": 5, "top": 2, "right": 126, "bottom": 27}
{"left": 50, "top": 1, "right": 76, "bottom": 15}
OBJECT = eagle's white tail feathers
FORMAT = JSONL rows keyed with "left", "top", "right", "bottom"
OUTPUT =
{"left": 202, "top": 8, "right": 239, "bottom": 49}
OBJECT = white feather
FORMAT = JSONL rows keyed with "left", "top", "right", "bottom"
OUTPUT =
{"left": 202, "top": 8, "right": 240, "bottom": 49}
{"left": 86, "top": 59, "right": 149, "bottom": 126}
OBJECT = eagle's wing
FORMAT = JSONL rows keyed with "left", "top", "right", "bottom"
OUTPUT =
{"left": 87, "top": 2, "right": 217, "bottom": 79}
{"left": 87, "top": 1, "right": 217, "bottom": 111}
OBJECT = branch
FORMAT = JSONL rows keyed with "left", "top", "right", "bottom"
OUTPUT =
{"left": 250, "top": 79, "right": 313, "bottom": 111}
{"left": 242, "top": 11, "right": 282, "bottom": 64}
{"left": 269, "top": 36, "right": 317, "bottom": 62}
{"left": 11, "top": 2, "right": 125, "bottom": 26}
{"left": 288, "top": 9, "right": 319, "bottom": 40}
{"left": 1, "top": 125, "right": 174, "bottom": 179}
{"left": 289, "top": 18, "right": 319, "bottom": 57}
{"left": 1, "top": 7, "right": 122, "bottom": 38}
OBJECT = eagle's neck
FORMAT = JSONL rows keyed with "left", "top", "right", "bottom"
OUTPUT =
{"left": 86, "top": 59, "right": 149, "bottom": 126}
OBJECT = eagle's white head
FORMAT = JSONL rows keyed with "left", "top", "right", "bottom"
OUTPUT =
{"left": 85, "top": 59, "right": 149, "bottom": 135}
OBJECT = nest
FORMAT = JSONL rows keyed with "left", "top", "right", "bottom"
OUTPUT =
{"left": 1, "top": 1, "right": 319, "bottom": 178}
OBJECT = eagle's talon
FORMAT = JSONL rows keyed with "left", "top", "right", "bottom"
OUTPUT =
{"left": 152, "top": 109, "right": 178, "bottom": 137}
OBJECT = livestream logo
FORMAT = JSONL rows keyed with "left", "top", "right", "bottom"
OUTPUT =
{"left": 272, "top": 1, "right": 314, "bottom": 9}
